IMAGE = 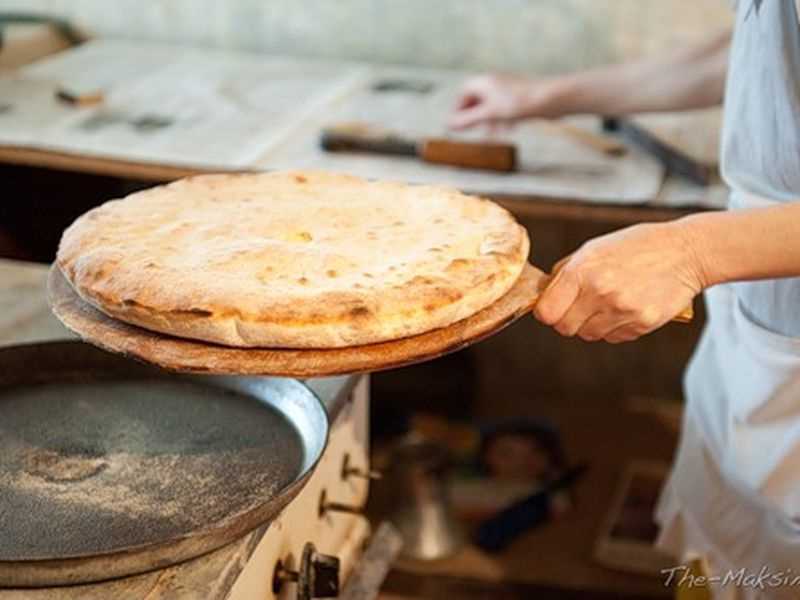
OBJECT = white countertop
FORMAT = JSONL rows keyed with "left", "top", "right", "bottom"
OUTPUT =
{"left": 1, "top": 39, "right": 670, "bottom": 204}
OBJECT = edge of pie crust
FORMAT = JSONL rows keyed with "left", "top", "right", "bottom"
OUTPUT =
{"left": 57, "top": 171, "right": 530, "bottom": 348}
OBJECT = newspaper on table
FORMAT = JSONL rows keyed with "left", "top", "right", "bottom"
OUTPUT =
{"left": 0, "top": 39, "right": 365, "bottom": 169}
{"left": 261, "top": 64, "right": 665, "bottom": 202}
{"left": 0, "top": 38, "right": 675, "bottom": 203}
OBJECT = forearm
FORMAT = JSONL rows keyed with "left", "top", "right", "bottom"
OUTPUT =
{"left": 681, "top": 202, "right": 800, "bottom": 288}
{"left": 533, "top": 30, "right": 731, "bottom": 117}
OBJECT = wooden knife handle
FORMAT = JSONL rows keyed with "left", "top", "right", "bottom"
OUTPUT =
{"left": 419, "top": 138, "right": 517, "bottom": 172}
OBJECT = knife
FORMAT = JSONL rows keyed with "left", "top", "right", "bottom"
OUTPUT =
{"left": 602, "top": 116, "right": 711, "bottom": 186}
{"left": 320, "top": 123, "right": 517, "bottom": 172}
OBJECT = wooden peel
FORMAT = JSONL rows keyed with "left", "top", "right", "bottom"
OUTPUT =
{"left": 48, "top": 265, "right": 544, "bottom": 377}
{"left": 49, "top": 264, "right": 692, "bottom": 377}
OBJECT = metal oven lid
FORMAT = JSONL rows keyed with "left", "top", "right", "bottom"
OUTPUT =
{"left": 0, "top": 341, "right": 329, "bottom": 588}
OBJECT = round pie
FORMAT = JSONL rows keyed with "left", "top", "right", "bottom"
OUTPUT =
{"left": 57, "top": 171, "right": 530, "bottom": 348}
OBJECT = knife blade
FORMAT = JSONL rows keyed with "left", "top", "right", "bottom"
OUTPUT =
{"left": 602, "top": 116, "right": 711, "bottom": 186}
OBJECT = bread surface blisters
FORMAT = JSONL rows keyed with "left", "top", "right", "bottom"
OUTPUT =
{"left": 57, "top": 171, "right": 530, "bottom": 348}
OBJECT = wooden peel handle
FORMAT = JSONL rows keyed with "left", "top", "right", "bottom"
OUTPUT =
{"left": 530, "top": 270, "right": 694, "bottom": 324}
{"left": 673, "top": 304, "right": 695, "bottom": 323}
{"left": 419, "top": 138, "right": 517, "bottom": 172}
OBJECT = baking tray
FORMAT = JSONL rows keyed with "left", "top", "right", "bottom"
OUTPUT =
{"left": 0, "top": 341, "right": 328, "bottom": 587}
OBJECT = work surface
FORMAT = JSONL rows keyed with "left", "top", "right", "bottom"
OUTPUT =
{"left": 0, "top": 258, "right": 355, "bottom": 599}
{"left": 0, "top": 38, "right": 726, "bottom": 208}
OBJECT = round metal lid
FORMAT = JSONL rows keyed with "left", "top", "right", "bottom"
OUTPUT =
{"left": 0, "top": 341, "right": 328, "bottom": 587}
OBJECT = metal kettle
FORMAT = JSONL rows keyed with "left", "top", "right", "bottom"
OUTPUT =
{"left": 387, "top": 435, "right": 464, "bottom": 561}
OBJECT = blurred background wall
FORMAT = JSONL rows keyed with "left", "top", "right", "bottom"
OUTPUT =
{"left": 0, "top": 0, "right": 732, "bottom": 73}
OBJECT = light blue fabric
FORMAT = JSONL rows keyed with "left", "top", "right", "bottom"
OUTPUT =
{"left": 694, "top": 0, "right": 800, "bottom": 522}
{"left": 655, "top": 4, "right": 800, "bottom": 590}
{"left": 722, "top": 0, "right": 800, "bottom": 337}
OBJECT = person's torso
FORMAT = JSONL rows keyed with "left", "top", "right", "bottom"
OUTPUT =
{"left": 683, "top": 1, "right": 800, "bottom": 523}
{"left": 722, "top": 0, "right": 800, "bottom": 201}
{"left": 721, "top": 0, "right": 800, "bottom": 337}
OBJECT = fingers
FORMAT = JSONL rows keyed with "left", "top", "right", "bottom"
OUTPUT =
{"left": 575, "top": 312, "right": 646, "bottom": 343}
{"left": 448, "top": 103, "right": 493, "bottom": 130}
{"left": 604, "top": 325, "right": 643, "bottom": 344}
{"left": 458, "top": 76, "right": 489, "bottom": 99}
{"left": 455, "top": 91, "right": 480, "bottom": 111}
{"left": 449, "top": 77, "right": 489, "bottom": 130}
{"left": 532, "top": 268, "right": 580, "bottom": 328}
{"left": 575, "top": 312, "right": 618, "bottom": 342}
{"left": 551, "top": 254, "right": 572, "bottom": 275}
{"left": 533, "top": 258, "right": 650, "bottom": 344}
{"left": 486, "top": 120, "right": 513, "bottom": 137}
{"left": 449, "top": 74, "right": 532, "bottom": 130}
{"left": 552, "top": 301, "right": 597, "bottom": 338}
{"left": 544, "top": 302, "right": 647, "bottom": 344}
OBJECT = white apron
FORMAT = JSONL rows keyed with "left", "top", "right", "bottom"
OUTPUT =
{"left": 656, "top": 1, "right": 800, "bottom": 599}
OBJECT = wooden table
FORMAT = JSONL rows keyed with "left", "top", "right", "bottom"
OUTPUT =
{"left": 0, "top": 142, "right": 714, "bottom": 232}
{"left": 0, "top": 32, "right": 721, "bottom": 229}
{"left": 0, "top": 25, "right": 728, "bottom": 236}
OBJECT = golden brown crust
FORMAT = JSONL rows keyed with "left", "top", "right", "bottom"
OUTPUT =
{"left": 57, "top": 171, "right": 530, "bottom": 348}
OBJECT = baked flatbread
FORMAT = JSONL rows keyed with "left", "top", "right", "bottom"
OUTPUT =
{"left": 57, "top": 172, "right": 529, "bottom": 348}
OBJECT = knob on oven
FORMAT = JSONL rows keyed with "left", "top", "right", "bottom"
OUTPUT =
{"left": 273, "top": 542, "right": 340, "bottom": 600}
{"left": 318, "top": 489, "right": 364, "bottom": 518}
{"left": 340, "top": 453, "right": 382, "bottom": 482}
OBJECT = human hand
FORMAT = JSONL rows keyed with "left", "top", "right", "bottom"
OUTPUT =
{"left": 533, "top": 222, "right": 705, "bottom": 343}
{"left": 448, "top": 74, "right": 569, "bottom": 131}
